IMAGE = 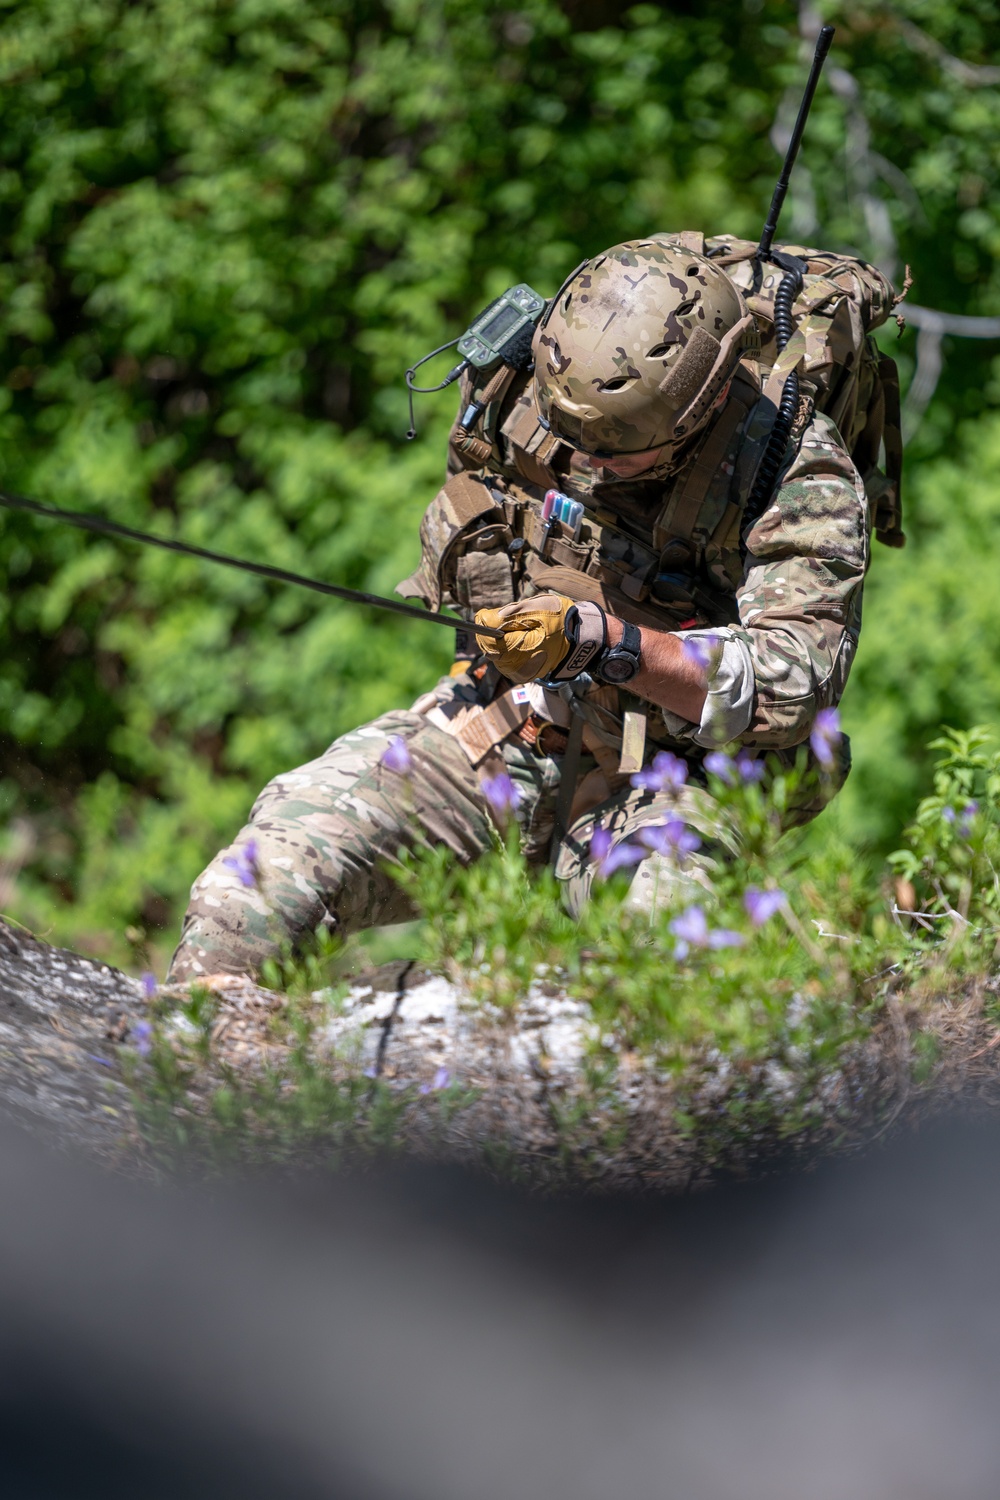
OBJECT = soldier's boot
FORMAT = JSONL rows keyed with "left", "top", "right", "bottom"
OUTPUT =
{"left": 167, "top": 710, "right": 494, "bottom": 983}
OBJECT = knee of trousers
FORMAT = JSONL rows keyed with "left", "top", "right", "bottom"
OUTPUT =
{"left": 553, "top": 778, "right": 740, "bottom": 919}
{"left": 169, "top": 709, "right": 498, "bottom": 979}
{"left": 167, "top": 839, "right": 330, "bottom": 981}
{"left": 623, "top": 850, "right": 721, "bottom": 916}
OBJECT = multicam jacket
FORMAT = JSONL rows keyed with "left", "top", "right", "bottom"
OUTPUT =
{"left": 397, "top": 276, "right": 870, "bottom": 766}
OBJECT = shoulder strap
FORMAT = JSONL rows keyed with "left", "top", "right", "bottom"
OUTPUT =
{"left": 395, "top": 471, "right": 508, "bottom": 611}
{"left": 737, "top": 331, "right": 810, "bottom": 525}
{"left": 450, "top": 363, "right": 520, "bottom": 467}
{"left": 652, "top": 382, "right": 754, "bottom": 557}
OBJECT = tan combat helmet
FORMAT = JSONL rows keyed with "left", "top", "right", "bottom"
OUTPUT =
{"left": 533, "top": 238, "right": 760, "bottom": 456}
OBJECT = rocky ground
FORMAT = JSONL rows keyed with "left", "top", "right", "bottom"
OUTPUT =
{"left": 3, "top": 916, "right": 1000, "bottom": 1187}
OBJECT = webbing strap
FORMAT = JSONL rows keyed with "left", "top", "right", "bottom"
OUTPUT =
{"left": 656, "top": 396, "right": 747, "bottom": 556}
{"left": 451, "top": 690, "right": 532, "bottom": 766}
{"left": 551, "top": 713, "right": 585, "bottom": 863}
{"left": 478, "top": 363, "right": 519, "bottom": 444}
{"left": 739, "top": 332, "right": 808, "bottom": 524}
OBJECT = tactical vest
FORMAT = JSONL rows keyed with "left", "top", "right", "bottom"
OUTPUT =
{"left": 397, "top": 355, "right": 767, "bottom": 639}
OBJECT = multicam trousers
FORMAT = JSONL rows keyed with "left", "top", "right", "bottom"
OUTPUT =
{"left": 167, "top": 680, "right": 744, "bottom": 982}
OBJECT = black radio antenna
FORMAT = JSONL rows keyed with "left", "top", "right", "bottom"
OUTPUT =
{"left": 743, "top": 24, "right": 836, "bottom": 533}
{"left": 758, "top": 24, "right": 835, "bottom": 258}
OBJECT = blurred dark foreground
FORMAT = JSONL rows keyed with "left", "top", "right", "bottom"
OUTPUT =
{"left": 0, "top": 1120, "right": 998, "bottom": 1499}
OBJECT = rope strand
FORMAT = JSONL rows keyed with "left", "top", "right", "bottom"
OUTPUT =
{"left": 0, "top": 486, "right": 502, "bottom": 638}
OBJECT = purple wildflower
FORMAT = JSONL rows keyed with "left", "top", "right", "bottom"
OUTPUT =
{"left": 381, "top": 735, "right": 413, "bottom": 776}
{"left": 131, "top": 1020, "right": 153, "bottom": 1058}
{"left": 223, "top": 837, "right": 259, "bottom": 890}
{"left": 744, "top": 886, "right": 787, "bottom": 927}
{"left": 735, "top": 750, "right": 765, "bottom": 784}
{"left": 591, "top": 827, "right": 612, "bottom": 861}
{"left": 681, "top": 634, "right": 720, "bottom": 672}
{"left": 669, "top": 903, "right": 744, "bottom": 958}
{"left": 631, "top": 750, "right": 689, "bottom": 795}
{"left": 590, "top": 826, "right": 647, "bottom": 880}
{"left": 669, "top": 903, "right": 709, "bottom": 959}
{"left": 670, "top": 904, "right": 709, "bottom": 944}
{"left": 958, "top": 801, "right": 980, "bottom": 838}
{"left": 636, "top": 820, "right": 702, "bottom": 858}
{"left": 810, "top": 707, "right": 842, "bottom": 770}
{"left": 363, "top": 1063, "right": 378, "bottom": 1079}
{"left": 708, "top": 928, "right": 745, "bottom": 950}
{"left": 941, "top": 805, "right": 956, "bottom": 824}
{"left": 420, "top": 1066, "right": 452, "bottom": 1096}
{"left": 481, "top": 771, "right": 522, "bottom": 818}
{"left": 704, "top": 751, "right": 736, "bottom": 785}
{"left": 601, "top": 843, "right": 647, "bottom": 878}
{"left": 140, "top": 971, "right": 157, "bottom": 1002}
{"left": 591, "top": 827, "right": 613, "bottom": 863}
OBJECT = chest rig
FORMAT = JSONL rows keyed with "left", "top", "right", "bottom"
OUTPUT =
{"left": 396, "top": 358, "right": 768, "bottom": 637}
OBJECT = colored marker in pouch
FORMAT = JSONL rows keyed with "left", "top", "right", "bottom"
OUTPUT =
{"left": 540, "top": 489, "right": 584, "bottom": 555}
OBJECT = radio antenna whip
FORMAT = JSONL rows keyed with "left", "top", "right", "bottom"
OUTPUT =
{"left": 743, "top": 24, "right": 836, "bottom": 533}
{"left": 758, "top": 24, "right": 835, "bottom": 258}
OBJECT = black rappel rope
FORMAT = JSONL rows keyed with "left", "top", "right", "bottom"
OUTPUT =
{"left": 0, "top": 486, "right": 502, "bottom": 638}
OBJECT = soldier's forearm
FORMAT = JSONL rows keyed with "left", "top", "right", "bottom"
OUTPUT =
{"left": 605, "top": 616, "right": 708, "bottom": 724}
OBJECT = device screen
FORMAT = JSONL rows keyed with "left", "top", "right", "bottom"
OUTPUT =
{"left": 479, "top": 301, "right": 522, "bottom": 344}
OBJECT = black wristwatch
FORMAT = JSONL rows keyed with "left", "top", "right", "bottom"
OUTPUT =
{"left": 596, "top": 619, "right": 642, "bottom": 684}
{"left": 554, "top": 602, "right": 642, "bottom": 684}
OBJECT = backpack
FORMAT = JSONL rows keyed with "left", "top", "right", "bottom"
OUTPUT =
{"left": 695, "top": 231, "right": 906, "bottom": 546}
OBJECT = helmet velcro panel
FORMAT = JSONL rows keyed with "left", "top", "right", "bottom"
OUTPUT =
{"left": 657, "top": 327, "right": 720, "bottom": 410}
{"left": 673, "top": 313, "right": 758, "bottom": 438}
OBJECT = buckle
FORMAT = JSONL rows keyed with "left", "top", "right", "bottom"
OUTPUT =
{"left": 516, "top": 713, "right": 569, "bottom": 757}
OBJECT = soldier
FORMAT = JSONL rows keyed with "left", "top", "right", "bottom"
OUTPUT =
{"left": 167, "top": 236, "right": 876, "bottom": 984}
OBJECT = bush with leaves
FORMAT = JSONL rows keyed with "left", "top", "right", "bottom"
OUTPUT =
{"left": 404, "top": 726, "right": 1000, "bottom": 1074}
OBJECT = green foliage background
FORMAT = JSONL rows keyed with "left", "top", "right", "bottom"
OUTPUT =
{"left": 0, "top": 0, "right": 998, "bottom": 966}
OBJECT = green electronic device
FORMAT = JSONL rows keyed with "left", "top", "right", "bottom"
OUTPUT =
{"left": 405, "top": 282, "right": 548, "bottom": 438}
{"left": 456, "top": 283, "right": 547, "bottom": 371}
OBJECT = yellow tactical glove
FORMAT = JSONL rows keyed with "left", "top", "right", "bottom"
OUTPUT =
{"left": 474, "top": 594, "right": 575, "bottom": 684}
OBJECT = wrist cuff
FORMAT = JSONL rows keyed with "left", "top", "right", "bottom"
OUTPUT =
{"left": 551, "top": 601, "right": 607, "bottom": 681}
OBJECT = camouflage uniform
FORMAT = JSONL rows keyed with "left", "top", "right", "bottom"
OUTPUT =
{"left": 169, "top": 234, "right": 884, "bottom": 982}
{"left": 168, "top": 693, "right": 742, "bottom": 981}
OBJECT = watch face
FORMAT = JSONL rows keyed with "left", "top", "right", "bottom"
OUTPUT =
{"left": 601, "top": 654, "right": 638, "bottom": 684}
